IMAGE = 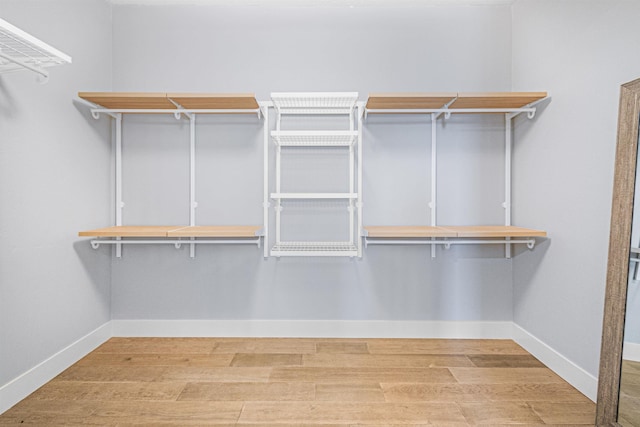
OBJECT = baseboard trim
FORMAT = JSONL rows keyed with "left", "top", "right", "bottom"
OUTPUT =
{"left": 110, "top": 319, "right": 514, "bottom": 339}
{"left": 0, "top": 322, "right": 111, "bottom": 414}
{"left": 623, "top": 341, "right": 640, "bottom": 362}
{"left": 513, "top": 323, "right": 597, "bottom": 402}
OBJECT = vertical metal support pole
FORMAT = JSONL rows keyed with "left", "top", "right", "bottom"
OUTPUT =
{"left": 357, "top": 104, "right": 364, "bottom": 257}
{"left": 275, "top": 109, "right": 282, "bottom": 246}
{"left": 115, "top": 113, "right": 123, "bottom": 258}
{"left": 189, "top": 114, "right": 196, "bottom": 258}
{"left": 430, "top": 113, "right": 438, "bottom": 258}
{"left": 349, "top": 109, "right": 355, "bottom": 248}
{"left": 262, "top": 105, "right": 270, "bottom": 258}
{"left": 505, "top": 114, "right": 513, "bottom": 259}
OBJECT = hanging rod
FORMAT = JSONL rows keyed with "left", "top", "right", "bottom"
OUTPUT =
{"left": 90, "top": 238, "right": 261, "bottom": 250}
{"left": 364, "top": 238, "right": 537, "bottom": 250}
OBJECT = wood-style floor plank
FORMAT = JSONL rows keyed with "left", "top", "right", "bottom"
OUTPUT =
{"left": 178, "top": 381, "right": 315, "bottom": 401}
{"left": 211, "top": 338, "right": 317, "bottom": 354}
{"left": 29, "top": 381, "right": 186, "bottom": 401}
{"left": 303, "top": 353, "right": 475, "bottom": 368}
{"left": 315, "top": 383, "right": 386, "bottom": 402}
{"left": 382, "top": 382, "right": 594, "bottom": 403}
{"left": 237, "top": 402, "right": 467, "bottom": 424}
{"left": 77, "top": 353, "right": 234, "bottom": 367}
{"left": 230, "top": 353, "right": 302, "bottom": 367}
{"left": 270, "top": 367, "right": 457, "bottom": 384}
{"left": 529, "top": 401, "right": 597, "bottom": 424}
{"left": 0, "top": 337, "right": 595, "bottom": 426}
{"left": 367, "top": 339, "right": 529, "bottom": 355}
{"left": 159, "top": 366, "right": 271, "bottom": 382}
{"left": 458, "top": 401, "right": 544, "bottom": 424}
{"left": 93, "top": 337, "right": 218, "bottom": 354}
{"left": 467, "top": 354, "right": 546, "bottom": 368}
{"left": 449, "top": 367, "right": 565, "bottom": 384}
{"left": 316, "top": 341, "right": 369, "bottom": 354}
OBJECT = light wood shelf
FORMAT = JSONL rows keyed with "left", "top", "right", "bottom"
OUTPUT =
{"left": 79, "top": 225, "right": 262, "bottom": 238}
{"left": 364, "top": 226, "right": 457, "bottom": 238}
{"left": 449, "top": 92, "right": 547, "bottom": 109}
{"left": 366, "top": 93, "right": 457, "bottom": 110}
{"left": 364, "top": 225, "right": 546, "bottom": 239}
{"left": 78, "top": 226, "right": 185, "bottom": 237}
{"left": 167, "top": 225, "right": 261, "bottom": 238}
{"left": 78, "top": 92, "right": 259, "bottom": 111}
{"left": 442, "top": 225, "right": 546, "bottom": 238}
{"left": 365, "top": 92, "right": 547, "bottom": 111}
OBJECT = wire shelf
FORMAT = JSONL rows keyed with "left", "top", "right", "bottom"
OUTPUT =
{"left": 271, "top": 92, "right": 358, "bottom": 114}
{"left": 0, "top": 18, "right": 71, "bottom": 78}
{"left": 271, "top": 241, "right": 358, "bottom": 257}
{"left": 271, "top": 130, "right": 358, "bottom": 147}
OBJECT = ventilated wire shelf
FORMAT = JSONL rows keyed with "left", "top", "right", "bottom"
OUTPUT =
{"left": 271, "top": 241, "right": 358, "bottom": 257}
{"left": 271, "top": 92, "right": 359, "bottom": 114}
{"left": 271, "top": 130, "right": 358, "bottom": 147}
{"left": 0, "top": 18, "right": 71, "bottom": 78}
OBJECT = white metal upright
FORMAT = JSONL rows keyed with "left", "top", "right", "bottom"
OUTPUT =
{"left": 504, "top": 113, "right": 514, "bottom": 259}
{"left": 114, "top": 113, "right": 123, "bottom": 258}
{"left": 262, "top": 104, "right": 270, "bottom": 258}
{"left": 188, "top": 113, "right": 197, "bottom": 258}
{"left": 357, "top": 103, "right": 364, "bottom": 258}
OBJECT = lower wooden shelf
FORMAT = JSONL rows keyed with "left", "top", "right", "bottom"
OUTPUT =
{"left": 79, "top": 225, "right": 262, "bottom": 238}
{"left": 363, "top": 225, "right": 546, "bottom": 257}
{"left": 363, "top": 225, "right": 546, "bottom": 239}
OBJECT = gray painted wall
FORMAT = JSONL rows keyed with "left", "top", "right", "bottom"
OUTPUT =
{"left": 512, "top": 0, "right": 640, "bottom": 376}
{"left": 108, "top": 3, "right": 517, "bottom": 322}
{"left": 0, "top": 0, "right": 112, "bottom": 388}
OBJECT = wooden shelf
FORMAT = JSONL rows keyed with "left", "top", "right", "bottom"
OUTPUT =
{"left": 79, "top": 225, "right": 262, "bottom": 238}
{"left": 365, "top": 92, "right": 547, "bottom": 112}
{"left": 364, "top": 226, "right": 457, "bottom": 238}
{"left": 167, "top": 93, "right": 259, "bottom": 110}
{"left": 78, "top": 226, "right": 184, "bottom": 237}
{"left": 78, "top": 92, "right": 259, "bottom": 111}
{"left": 366, "top": 93, "right": 457, "bottom": 110}
{"left": 364, "top": 225, "right": 546, "bottom": 239}
{"left": 167, "top": 225, "right": 261, "bottom": 238}
{"left": 449, "top": 92, "right": 547, "bottom": 110}
{"left": 443, "top": 225, "right": 547, "bottom": 238}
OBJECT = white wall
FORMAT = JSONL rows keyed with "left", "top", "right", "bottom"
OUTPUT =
{"left": 108, "top": 3, "right": 518, "bottom": 323}
{"left": 0, "top": 0, "right": 112, "bottom": 408}
{"left": 512, "top": 0, "right": 640, "bottom": 376}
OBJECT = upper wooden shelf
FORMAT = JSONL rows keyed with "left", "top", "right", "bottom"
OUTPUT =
{"left": 79, "top": 225, "right": 262, "bottom": 238}
{"left": 364, "top": 225, "right": 546, "bottom": 238}
{"left": 364, "top": 226, "right": 457, "bottom": 238}
{"left": 365, "top": 92, "right": 547, "bottom": 111}
{"left": 167, "top": 225, "right": 261, "bottom": 238}
{"left": 78, "top": 92, "right": 259, "bottom": 111}
{"left": 366, "top": 93, "right": 457, "bottom": 110}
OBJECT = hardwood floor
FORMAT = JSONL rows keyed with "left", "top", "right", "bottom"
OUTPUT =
{"left": 0, "top": 338, "right": 595, "bottom": 426}
{"left": 619, "top": 359, "right": 640, "bottom": 426}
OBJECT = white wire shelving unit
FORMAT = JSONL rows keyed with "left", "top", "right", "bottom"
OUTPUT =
{"left": 0, "top": 18, "right": 71, "bottom": 81}
{"left": 362, "top": 92, "right": 549, "bottom": 258}
{"left": 269, "top": 92, "right": 363, "bottom": 257}
{"left": 77, "top": 92, "right": 265, "bottom": 258}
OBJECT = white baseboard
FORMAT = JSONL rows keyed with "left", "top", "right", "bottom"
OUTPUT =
{"left": 0, "top": 322, "right": 111, "bottom": 415}
{"left": 110, "top": 319, "right": 514, "bottom": 339}
{"left": 623, "top": 341, "right": 640, "bottom": 362}
{"left": 513, "top": 324, "right": 597, "bottom": 402}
